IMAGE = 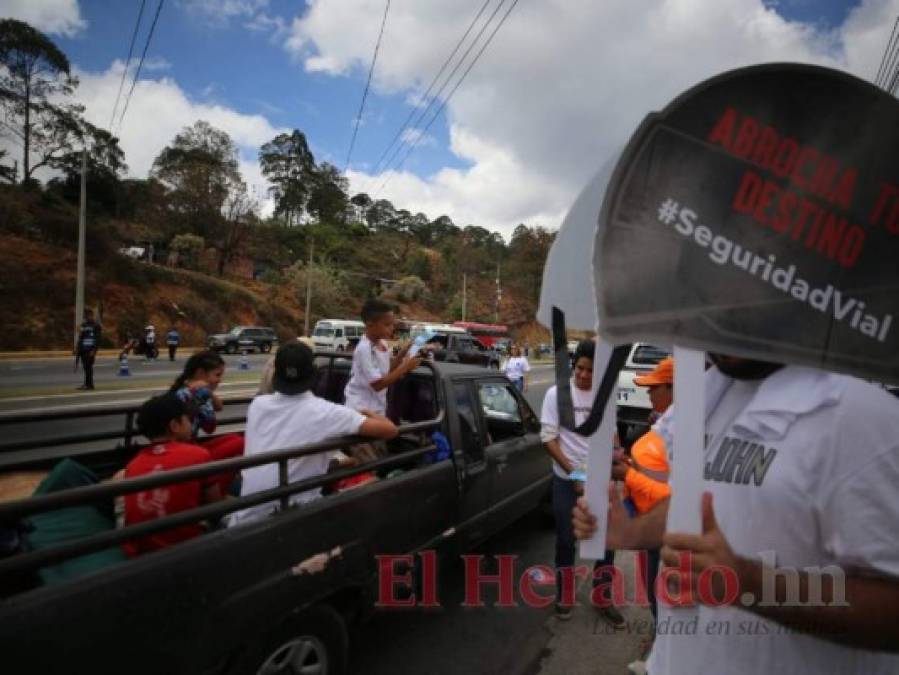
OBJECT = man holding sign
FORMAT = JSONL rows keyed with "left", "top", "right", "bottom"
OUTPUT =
{"left": 574, "top": 354, "right": 899, "bottom": 673}
{"left": 533, "top": 63, "right": 899, "bottom": 673}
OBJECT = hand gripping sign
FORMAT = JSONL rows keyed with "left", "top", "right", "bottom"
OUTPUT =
{"left": 539, "top": 63, "right": 899, "bottom": 559}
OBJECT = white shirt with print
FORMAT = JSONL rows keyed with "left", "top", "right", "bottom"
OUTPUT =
{"left": 504, "top": 356, "right": 531, "bottom": 382}
{"left": 230, "top": 391, "right": 364, "bottom": 525}
{"left": 343, "top": 334, "right": 392, "bottom": 415}
{"left": 540, "top": 382, "right": 593, "bottom": 478}
{"left": 649, "top": 365, "right": 899, "bottom": 675}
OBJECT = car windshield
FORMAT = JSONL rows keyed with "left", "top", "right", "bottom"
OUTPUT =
{"left": 632, "top": 344, "right": 669, "bottom": 366}
{"left": 228, "top": 327, "right": 243, "bottom": 337}
{"left": 314, "top": 328, "right": 335, "bottom": 337}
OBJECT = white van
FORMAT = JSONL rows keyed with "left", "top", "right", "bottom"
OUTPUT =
{"left": 312, "top": 319, "right": 365, "bottom": 351}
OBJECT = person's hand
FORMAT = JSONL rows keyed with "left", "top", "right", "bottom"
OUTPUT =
{"left": 661, "top": 492, "right": 743, "bottom": 604}
{"left": 405, "top": 356, "right": 422, "bottom": 372}
{"left": 338, "top": 455, "right": 359, "bottom": 468}
{"left": 611, "top": 458, "right": 631, "bottom": 481}
{"left": 572, "top": 495, "right": 597, "bottom": 540}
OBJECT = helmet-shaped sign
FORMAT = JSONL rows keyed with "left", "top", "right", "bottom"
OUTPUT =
{"left": 595, "top": 64, "right": 899, "bottom": 382}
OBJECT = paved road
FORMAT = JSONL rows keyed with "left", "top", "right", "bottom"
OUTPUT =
{"left": 0, "top": 352, "right": 272, "bottom": 393}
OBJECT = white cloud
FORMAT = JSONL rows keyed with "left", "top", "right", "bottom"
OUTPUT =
{"left": 2, "top": 0, "right": 86, "bottom": 37}
{"left": 287, "top": 0, "right": 899, "bottom": 238}
{"left": 73, "top": 60, "right": 287, "bottom": 215}
{"left": 177, "top": 0, "right": 269, "bottom": 21}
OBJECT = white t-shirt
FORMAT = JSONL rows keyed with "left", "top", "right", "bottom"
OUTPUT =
{"left": 504, "top": 356, "right": 531, "bottom": 382}
{"left": 540, "top": 382, "right": 593, "bottom": 478}
{"left": 649, "top": 365, "right": 899, "bottom": 675}
{"left": 344, "top": 334, "right": 392, "bottom": 415}
{"left": 230, "top": 391, "right": 365, "bottom": 525}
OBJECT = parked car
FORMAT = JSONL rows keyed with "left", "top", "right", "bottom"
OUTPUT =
{"left": 615, "top": 342, "right": 671, "bottom": 445}
{"left": 423, "top": 333, "right": 501, "bottom": 369}
{"left": 207, "top": 326, "right": 279, "bottom": 354}
{"left": 0, "top": 358, "right": 550, "bottom": 675}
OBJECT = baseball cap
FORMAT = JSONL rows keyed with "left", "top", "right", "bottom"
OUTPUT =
{"left": 272, "top": 340, "right": 316, "bottom": 395}
{"left": 137, "top": 392, "right": 194, "bottom": 439}
{"left": 634, "top": 357, "right": 674, "bottom": 386}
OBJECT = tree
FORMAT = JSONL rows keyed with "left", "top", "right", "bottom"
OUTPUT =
{"left": 306, "top": 162, "right": 349, "bottom": 225}
{"left": 259, "top": 129, "right": 315, "bottom": 226}
{"left": 49, "top": 121, "right": 127, "bottom": 214}
{"left": 151, "top": 121, "right": 241, "bottom": 238}
{"left": 0, "top": 19, "right": 82, "bottom": 184}
{"left": 214, "top": 181, "right": 257, "bottom": 276}
{"left": 170, "top": 233, "right": 205, "bottom": 269}
{"left": 286, "top": 260, "right": 351, "bottom": 320}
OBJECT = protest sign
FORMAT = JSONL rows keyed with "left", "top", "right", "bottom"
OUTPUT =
{"left": 595, "top": 63, "right": 899, "bottom": 382}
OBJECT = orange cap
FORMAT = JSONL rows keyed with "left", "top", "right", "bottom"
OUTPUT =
{"left": 634, "top": 357, "right": 674, "bottom": 386}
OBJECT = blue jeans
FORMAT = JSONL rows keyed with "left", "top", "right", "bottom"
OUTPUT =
{"left": 512, "top": 377, "right": 524, "bottom": 391}
{"left": 552, "top": 475, "right": 615, "bottom": 602}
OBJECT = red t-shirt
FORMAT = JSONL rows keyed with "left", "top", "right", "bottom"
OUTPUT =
{"left": 122, "top": 441, "right": 214, "bottom": 557}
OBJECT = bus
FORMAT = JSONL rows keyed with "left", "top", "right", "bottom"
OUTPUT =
{"left": 312, "top": 319, "right": 365, "bottom": 351}
{"left": 452, "top": 321, "right": 509, "bottom": 347}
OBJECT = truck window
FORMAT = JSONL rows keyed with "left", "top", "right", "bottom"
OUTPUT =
{"left": 478, "top": 382, "right": 524, "bottom": 442}
{"left": 631, "top": 344, "right": 669, "bottom": 366}
{"left": 453, "top": 381, "right": 484, "bottom": 462}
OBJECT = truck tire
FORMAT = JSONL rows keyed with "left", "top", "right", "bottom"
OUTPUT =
{"left": 231, "top": 604, "right": 348, "bottom": 675}
{"left": 225, "top": 343, "right": 238, "bottom": 355}
{"left": 260, "top": 342, "right": 271, "bottom": 353}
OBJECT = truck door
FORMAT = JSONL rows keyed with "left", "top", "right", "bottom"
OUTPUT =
{"left": 475, "top": 379, "right": 549, "bottom": 532}
{"left": 450, "top": 379, "right": 492, "bottom": 547}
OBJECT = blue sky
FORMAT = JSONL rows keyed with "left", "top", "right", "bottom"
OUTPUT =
{"left": 55, "top": 0, "right": 466, "bottom": 180}
{"left": 5, "top": 0, "right": 892, "bottom": 234}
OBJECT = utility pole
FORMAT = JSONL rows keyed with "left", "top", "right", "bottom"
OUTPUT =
{"left": 462, "top": 272, "right": 467, "bottom": 323}
{"left": 303, "top": 236, "right": 314, "bottom": 336}
{"left": 495, "top": 261, "right": 501, "bottom": 324}
{"left": 74, "top": 148, "right": 87, "bottom": 350}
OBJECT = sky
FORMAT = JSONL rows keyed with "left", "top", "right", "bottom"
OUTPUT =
{"left": 1, "top": 0, "right": 897, "bottom": 239}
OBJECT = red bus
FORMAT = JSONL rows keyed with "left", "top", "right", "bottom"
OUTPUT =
{"left": 452, "top": 321, "right": 509, "bottom": 347}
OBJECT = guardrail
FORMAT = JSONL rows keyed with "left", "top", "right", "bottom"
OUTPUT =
{"left": 0, "top": 414, "right": 445, "bottom": 579}
{"left": 0, "top": 354, "right": 446, "bottom": 579}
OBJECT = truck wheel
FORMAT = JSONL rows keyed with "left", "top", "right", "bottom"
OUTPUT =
{"left": 225, "top": 343, "right": 238, "bottom": 355}
{"left": 260, "top": 342, "right": 271, "bottom": 353}
{"left": 232, "top": 605, "right": 348, "bottom": 675}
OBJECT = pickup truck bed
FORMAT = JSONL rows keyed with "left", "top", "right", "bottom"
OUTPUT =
{"left": 0, "top": 359, "right": 550, "bottom": 675}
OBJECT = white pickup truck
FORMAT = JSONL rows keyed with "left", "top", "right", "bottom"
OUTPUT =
{"left": 615, "top": 342, "right": 671, "bottom": 445}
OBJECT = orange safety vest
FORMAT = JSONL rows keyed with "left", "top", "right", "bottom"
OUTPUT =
{"left": 624, "top": 429, "right": 671, "bottom": 514}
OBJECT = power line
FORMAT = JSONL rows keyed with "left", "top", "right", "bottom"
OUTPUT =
{"left": 883, "top": 37, "right": 899, "bottom": 94}
{"left": 343, "top": 0, "right": 391, "bottom": 174}
{"left": 373, "top": 0, "right": 509, "bottom": 194}
{"left": 375, "top": 0, "right": 521, "bottom": 198}
{"left": 873, "top": 16, "right": 898, "bottom": 88}
{"left": 109, "top": 0, "right": 147, "bottom": 131}
{"left": 367, "top": 0, "right": 494, "bottom": 181}
{"left": 116, "top": 0, "right": 165, "bottom": 133}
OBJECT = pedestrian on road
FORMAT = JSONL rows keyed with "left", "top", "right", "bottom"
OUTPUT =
{"left": 166, "top": 326, "right": 181, "bottom": 361}
{"left": 143, "top": 325, "right": 157, "bottom": 361}
{"left": 573, "top": 355, "right": 899, "bottom": 674}
{"left": 75, "top": 308, "right": 102, "bottom": 391}
{"left": 541, "top": 339, "right": 624, "bottom": 626}
{"left": 503, "top": 345, "right": 531, "bottom": 392}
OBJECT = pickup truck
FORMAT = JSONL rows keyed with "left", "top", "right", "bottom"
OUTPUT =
{"left": 0, "top": 357, "right": 550, "bottom": 675}
{"left": 615, "top": 342, "right": 670, "bottom": 445}
{"left": 423, "top": 333, "right": 501, "bottom": 369}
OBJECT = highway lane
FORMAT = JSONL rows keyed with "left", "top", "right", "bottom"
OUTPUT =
{"left": 0, "top": 352, "right": 272, "bottom": 392}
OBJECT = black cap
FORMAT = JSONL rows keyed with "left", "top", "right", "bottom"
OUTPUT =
{"left": 272, "top": 340, "right": 316, "bottom": 395}
{"left": 137, "top": 392, "right": 193, "bottom": 439}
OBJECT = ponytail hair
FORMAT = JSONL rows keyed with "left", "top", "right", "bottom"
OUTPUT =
{"left": 171, "top": 350, "right": 225, "bottom": 391}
